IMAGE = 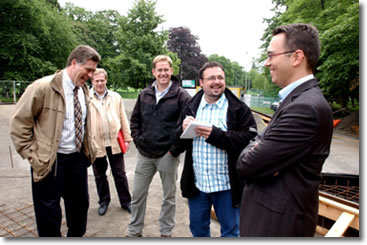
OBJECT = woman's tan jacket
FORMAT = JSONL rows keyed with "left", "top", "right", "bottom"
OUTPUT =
{"left": 89, "top": 89, "right": 132, "bottom": 158}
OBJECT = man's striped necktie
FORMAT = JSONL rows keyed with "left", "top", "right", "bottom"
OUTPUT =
{"left": 73, "top": 87, "right": 83, "bottom": 152}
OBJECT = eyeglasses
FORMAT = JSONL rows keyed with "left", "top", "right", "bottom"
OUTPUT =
{"left": 203, "top": 75, "right": 225, "bottom": 81}
{"left": 266, "top": 50, "right": 296, "bottom": 60}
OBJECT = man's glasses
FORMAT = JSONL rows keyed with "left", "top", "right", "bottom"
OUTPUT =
{"left": 203, "top": 75, "right": 225, "bottom": 81}
{"left": 267, "top": 50, "right": 296, "bottom": 60}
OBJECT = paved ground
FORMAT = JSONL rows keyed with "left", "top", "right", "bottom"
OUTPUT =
{"left": 0, "top": 101, "right": 359, "bottom": 238}
{"left": 0, "top": 102, "right": 221, "bottom": 238}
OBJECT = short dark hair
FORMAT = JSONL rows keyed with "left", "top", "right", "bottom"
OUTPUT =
{"left": 273, "top": 23, "right": 320, "bottom": 71}
{"left": 199, "top": 61, "right": 225, "bottom": 80}
{"left": 66, "top": 45, "right": 101, "bottom": 67}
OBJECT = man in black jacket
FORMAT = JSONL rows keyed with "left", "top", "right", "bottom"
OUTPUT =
{"left": 171, "top": 61, "right": 257, "bottom": 237}
{"left": 127, "top": 55, "right": 191, "bottom": 237}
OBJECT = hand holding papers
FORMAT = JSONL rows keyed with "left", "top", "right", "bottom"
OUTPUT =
{"left": 180, "top": 120, "right": 212, "bottom": 139}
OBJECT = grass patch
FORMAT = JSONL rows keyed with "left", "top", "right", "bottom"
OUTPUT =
{"left": 250, "top": 106, "right": 275, "bottom": 116}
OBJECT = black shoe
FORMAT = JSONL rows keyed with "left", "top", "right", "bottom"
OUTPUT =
{"left": 98, "top": 203, "right": 108, "bottom": 216}
{"left": 122, "top": 204, "right": 131, "bottom": 214}
{"left": 126, "top": 233, "right": 142, "bottom": 237}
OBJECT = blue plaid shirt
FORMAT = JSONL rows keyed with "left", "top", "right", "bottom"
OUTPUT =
{"left": 192, "top": 94, "right": 230, "bottom": 193}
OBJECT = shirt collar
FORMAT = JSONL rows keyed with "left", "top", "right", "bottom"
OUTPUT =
{"left": 200, "top": 92, "right": 226, "bottom": 109}
{"left": 93, "top": 88, "right": 108, "bottom": 100}
{"left": 278, "top": 74, "right": 314, "bottom": 102}
{"left": 62, "top": 69, "right": 77, "bottom": 92}
{"left": 153, "top": 80, "right": 172, "bottom": 94}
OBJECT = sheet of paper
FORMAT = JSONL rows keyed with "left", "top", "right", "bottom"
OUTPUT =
{"left": 180, "top": 121, "right": 212, "bottom": 139}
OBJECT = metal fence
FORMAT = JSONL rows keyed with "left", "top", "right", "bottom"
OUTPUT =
{"left": 0, "top": 80, "right": 141, "bottom": 104}
{"left": 1, "top": 80, "right": 277, "bottom": 106}
{"left": 250, "top": 95, "right": 279, "bottom": 108}
{"left": 243, "top": 94, "right": 278, "bottom": 108}
{"left": 0, "top": 80, "right": 31, "bottom": 104}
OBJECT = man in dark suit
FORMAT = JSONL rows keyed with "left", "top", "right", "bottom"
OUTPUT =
{"left": 237, "top": 23, "right": 333, "bottom": 237}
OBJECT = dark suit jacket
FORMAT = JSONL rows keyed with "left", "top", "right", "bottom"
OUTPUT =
{"left": 237, "top": 78, "right": 333, "bottom": 236}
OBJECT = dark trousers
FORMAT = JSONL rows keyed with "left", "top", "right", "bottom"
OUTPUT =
{"left": 31, "top": 152, "right": 89, "bottom": 237}
{"left": 92, "top": 147, "right": 131, "bottom": 207}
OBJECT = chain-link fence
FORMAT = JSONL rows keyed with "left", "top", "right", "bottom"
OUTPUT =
{"left": 0, "top": 81, "right": 31, "bottom": 104}
{"left": 243, "top": 94, "right": 278, "bottom": 108}
{"left": 0, "top": 80, "right": 141, "bottom": 104}
{"left": 1, "top": 80, "right": 277, "bottom": 106}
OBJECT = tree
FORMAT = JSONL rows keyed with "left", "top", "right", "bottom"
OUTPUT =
{"left": 250, "top": 70, "right": 266, "bottom": 91}
{"left": 167, "top": 27, "right": 208, "bottom": 81}
{"left": 259, "top": 0, "right": 359, "bottom": 107}
{"left": 208, "top": 54, "right": 247, "bottom": 87}
{"left": 317, "top": 1, "right": 359, "bottom": 107}
{"left": 63, "top": 4, "right": 121, "bottom": 67}
{"left": 105, "top": 0, "right": 170, "bottom": 89}
{"left": 0, "top": 0, "right": 78, "bottom": 81}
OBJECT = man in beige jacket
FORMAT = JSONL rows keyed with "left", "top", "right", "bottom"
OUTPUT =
{"left": 9, "top": 45, "right": 100, "bottom": 237}
{"left": 90, "top": 68, "right": 133, "bottom": 216}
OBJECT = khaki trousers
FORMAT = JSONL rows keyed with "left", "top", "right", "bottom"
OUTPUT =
{"left": 127, "top": 151, "right": 179, "bottom": 236}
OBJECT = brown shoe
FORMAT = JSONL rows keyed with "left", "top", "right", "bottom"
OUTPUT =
{"left": 160, "top": 234, "right": 171, "bottom": 237}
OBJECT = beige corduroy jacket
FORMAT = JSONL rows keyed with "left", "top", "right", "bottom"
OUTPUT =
{"left": 89, "top": 89, "right": 133, "bottom": 158}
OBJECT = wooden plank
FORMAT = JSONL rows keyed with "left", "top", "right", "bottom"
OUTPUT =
{"left": 325, "top": 212, "right": 355, "bottom": 237}
{"left": 319, "top": 196, "right": 359, "bottom": 216}
{"left": 319, "top": 196, "right": 359, "bottom": 230}
{"left": 316, "top": 225, "right": 328, "bottom": 236}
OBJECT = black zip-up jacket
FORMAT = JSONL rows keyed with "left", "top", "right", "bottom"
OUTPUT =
{"left": 170, "top": 88, "right": 257, "bottom": 208}
{"left": 130, "top": 76, "right": 191, "bottom": 158}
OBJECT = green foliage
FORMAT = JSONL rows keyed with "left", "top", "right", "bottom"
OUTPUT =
{"left": 62, "top": 4, "right": 121, "bottom": 67}
{"left": 208, "top": 54, "right": 246, "bottom": 86}
{"left": 2, "top": 0, "right": 357, "bottom": 107}
{"left": 317, "top": 1, "right": 359, "bottom": 107}
{"left": 250, "top": 106, "right": 275, "bottom": 116}
{"left": 0, "top": 0, "right": 78, "bottom": 80}
{"left": 207, "top": 54, "right": 277, "bottom": 97}
{"left": 260, "top": 0, "right": 359, "bottom": 107}
{"left": 105, "top": 0, "right": 170, "bottom": 89}
{"left": 115, "top": 89, "right": 140, "bottom": 99}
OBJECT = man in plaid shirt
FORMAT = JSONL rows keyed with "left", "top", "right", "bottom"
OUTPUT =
{"left": 171, "top": 61, "right": 257, "bottom": 237}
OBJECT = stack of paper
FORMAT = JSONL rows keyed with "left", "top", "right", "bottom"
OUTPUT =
{"left": 180, "top": 121, "right": 212, "bottom": 139}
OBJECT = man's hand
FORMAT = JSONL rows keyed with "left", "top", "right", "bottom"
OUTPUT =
{"left": 125, "top": 142, "right": 131, "bottom": 152}
{"left": 195, "top": 126, "right": 212, "bottom": 140}
{"left": 182, "top": 115, "right": 195, "bottom": 131}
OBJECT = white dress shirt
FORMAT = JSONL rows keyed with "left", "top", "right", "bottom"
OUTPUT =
{"left": 58, "top": 70, "right": 87, "bottom": 153}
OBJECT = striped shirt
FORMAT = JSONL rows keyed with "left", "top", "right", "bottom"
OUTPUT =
{"left": 58, "top": 69, "right": 87, "bottom": 153}
{"left": 192, "top": 93, "right": 230, "bottom": 193}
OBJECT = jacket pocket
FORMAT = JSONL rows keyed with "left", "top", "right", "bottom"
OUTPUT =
{"left": 30, "top": 140, "right": 52, "bottom": 178}
{"left": 256, "top": 191, "right": 286, "bottom": 214}
{"left": 242, "top": 190, "right": 287, "bottom": 236}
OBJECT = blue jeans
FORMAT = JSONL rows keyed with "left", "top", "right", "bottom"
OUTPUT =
{"left": 188, "top": 190, "right": 239, "bottom": 237}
